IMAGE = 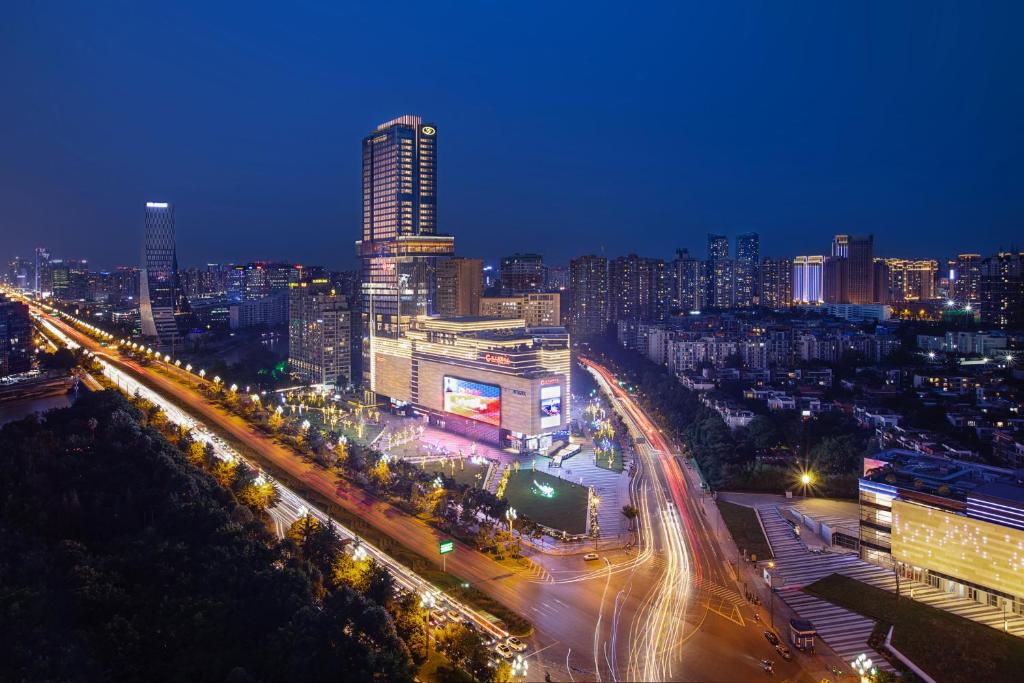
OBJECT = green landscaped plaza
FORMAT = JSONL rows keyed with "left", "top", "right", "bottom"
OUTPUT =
{"left": 593, "top": 446, "right": 624, "bottom": 473}
{"left": 420, "top": 459, "right": 489, "bottom": 489}
{"left": 502, "top": 468, "right": 589, "bottom": 535}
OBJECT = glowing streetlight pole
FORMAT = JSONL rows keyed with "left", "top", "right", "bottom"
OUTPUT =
{"left": 851, "top": 653, "right": 876, "bottom": 683}
{"left": 420, "top": 591, "right": 437, "bottom": 659}
{"left": 506, "top": 506, "right": 517, "bottom": 534}
{"left": 511, "top": 654, "right": 529, "bottom": 679}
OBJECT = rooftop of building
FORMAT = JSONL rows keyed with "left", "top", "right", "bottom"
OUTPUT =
{"left": 862, "top": 448, "right": 1024, "bottom": 502}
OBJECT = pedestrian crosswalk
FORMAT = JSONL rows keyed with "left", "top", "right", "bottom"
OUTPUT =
{"left": 690, "top": 573, "right": 746, "bottom": 607}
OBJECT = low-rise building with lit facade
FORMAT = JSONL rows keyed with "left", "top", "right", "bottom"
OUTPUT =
{"left": 368, "top": 316, "right": 570, "bottom": 452}
{"left": 859, "top": 449, "right": 1024, "bottom": 618}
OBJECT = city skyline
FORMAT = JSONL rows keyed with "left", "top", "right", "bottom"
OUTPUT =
{"left": 2, "top": 2, "right": 1022, "bottom": 270}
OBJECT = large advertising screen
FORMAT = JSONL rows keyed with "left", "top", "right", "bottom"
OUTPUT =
{"left": 443, "top": 376, "right": 501, "bottom": 426}
{"left": 540, "top": 384, "right": 562, "bottom": 429}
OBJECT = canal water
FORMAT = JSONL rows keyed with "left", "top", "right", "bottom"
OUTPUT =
{"left": 0, "top": 392, "right": 77, "bottom": 427}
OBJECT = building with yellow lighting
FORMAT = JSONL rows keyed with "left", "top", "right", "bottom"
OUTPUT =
{"left": 860, "top": 449, "right": 1024, "bottom": 617}
{"left": 368, "top": 315, "right": 570, "bottom": 451}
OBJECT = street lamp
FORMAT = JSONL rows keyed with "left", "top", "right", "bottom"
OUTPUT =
{"left": 851, "top": 653, "right": 876, "bottom": 683}
{"left": 420, "top": 591, "right": 438, "bottom": 658}
{"left": 511, "top": 654, "right": 529, "bottom": 679}
{"left": 353, "top": 544, "right": 368, "bottom": 562}
{"left": 506, "top": 506, "right": 518, "bottom": 533}
{"left": 199, "top": 369, "right": 206, "bottom": 378}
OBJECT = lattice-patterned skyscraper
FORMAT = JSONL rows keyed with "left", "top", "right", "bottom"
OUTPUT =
{"left": 139, "top": 201, "right": 183, "bottom": 347}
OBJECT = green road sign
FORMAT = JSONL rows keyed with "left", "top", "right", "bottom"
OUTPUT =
{"left": 439, "top": 540, "right": 455, "bottom": 555}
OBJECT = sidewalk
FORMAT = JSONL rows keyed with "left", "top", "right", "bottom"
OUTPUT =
{"left": 678, "top": 460, "right": 857, "bottom": 683}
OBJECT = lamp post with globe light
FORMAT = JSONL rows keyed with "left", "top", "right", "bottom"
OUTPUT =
{"left": 511, "top": 654, "right": 528, "bottom": 680}
{"left": 420, "top": 591, "right": 437, "bottom": 659}
{"left": 851, "top": 653, "right": 876, "bottom": 683}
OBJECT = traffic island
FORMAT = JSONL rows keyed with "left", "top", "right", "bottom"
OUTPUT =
{"left": 502, "top": 469, "right": 589, "bottom": 535}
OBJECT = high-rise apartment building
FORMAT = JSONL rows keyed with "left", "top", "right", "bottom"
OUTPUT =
{"left": 759, "top": 258, "right": 792, "bottom": 309}
{"left": 288, "top": 279, "right": 352, "bottom": 387}
{"left": 568, "top": 255, "right": 609, "bottom": 339}
{"left": 671, "top": 249, "right": 706, "bottom": 312}
{"left": 881, "top": 259, "right": 938, "bottom": 302}
{"left": 711, "top": 258, "right": 736, "bottom": 309}
{"left": 609, "top": 254, "right": 666, "bottom": 321}
{"left": 833, "top": 234, "right": 874, "bottom": 304}
{"left": 707, "top": 234, "right": 729, "bottom": 261}
{"left": 734, "top": 232, "right": 759, "bottom": 307}
{"left": 823, "top": 256, "right": 849, "bottom": 304}
{"left": 436, "top": 257, "right": 483, "bottom": 317}
{"left": 500, "top": 253, "right": 545, "bottom": 293}
{"left": 139, "top": 202, "right": 186, "bottom": 347}
{"left": 357, "top": 115, "right": 454, "bottom": 387}
{"left": 0, "top": 294, "right": 31, "bottom": 376}
{"left": 480, "top": 293, "right": 560, "bottom": 327}
{"left": 546, "top": 265, "right": 569, "bottom": 291}
{"left": 792, "top": 256, "right": 824, "bottom": 304}
{"left": 979, "top": 252, "right": 1024, "bottom": 329}
{"left": 954, "top": 254, "right": 983, "bottom": 305}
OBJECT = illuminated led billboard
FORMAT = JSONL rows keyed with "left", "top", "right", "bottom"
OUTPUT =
{"left": 540, "top": 384, "right": 562, "bottom": 429}
{"left": 443, "top": 376, "right": 501, "bottom": 426}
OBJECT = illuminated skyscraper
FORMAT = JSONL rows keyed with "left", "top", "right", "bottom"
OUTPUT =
{"left": 357, "top": 115, "right": 454, "bottom": 388}
{"left": 139, "top": 201, "right": 185, "bottom": 347}
{"left": 793, "top": 256, "right": 824, "bottom": 304}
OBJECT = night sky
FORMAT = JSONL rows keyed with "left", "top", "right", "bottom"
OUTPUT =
{"left": 2, "top": 1, "right": 1021, "bottom": 271}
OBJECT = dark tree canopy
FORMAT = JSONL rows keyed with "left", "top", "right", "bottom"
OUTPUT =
{"left": 0, "top": 390, "right": 415, "bottom": 682}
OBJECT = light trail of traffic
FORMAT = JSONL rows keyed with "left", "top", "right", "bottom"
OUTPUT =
{"left": 33, "top": 309, "right": 509, "bottom": 641}
{"left": 582, "top": 358, "right": 707, "bottom": 682}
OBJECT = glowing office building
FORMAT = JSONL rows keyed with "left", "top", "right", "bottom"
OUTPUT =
{"left": 357, "top": 115, "right": 455, "bottom": 389}
{"left": 139, "top": 201, "right": 186, "bottom": 347}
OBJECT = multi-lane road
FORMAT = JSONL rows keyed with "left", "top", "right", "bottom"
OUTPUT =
{"left": 28, "top": 297, "right": 817, "bottom": 681}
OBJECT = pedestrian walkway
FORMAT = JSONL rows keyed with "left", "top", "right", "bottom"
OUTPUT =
{"left": 781, "top": 589, "right": 894, "bottom": 672}
{"left": 757, "top": 502, "right": 1024, "bottom": 647}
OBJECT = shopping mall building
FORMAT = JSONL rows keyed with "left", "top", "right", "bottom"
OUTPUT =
{"left": 859, "top": 449, "right": 1024, "bottom": 617}
{"left": 367, "top": 316, "right": 571, "bottom": 452}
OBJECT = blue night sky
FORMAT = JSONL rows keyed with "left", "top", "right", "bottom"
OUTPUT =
{"left": 2, "top": 1, "right": 1021, "bottom": 270}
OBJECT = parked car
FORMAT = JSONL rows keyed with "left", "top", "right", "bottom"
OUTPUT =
{"left": 583, "top": 552, "right": 600, "bottom": 561}
{"left": 775, "top": 645, "right": 792, "bottom": 661}
{"left": 763, "top": 630, "right": 780, "bottom": 646}
{"left": 495, "top": 643, "right": 514, "bottom": 659}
